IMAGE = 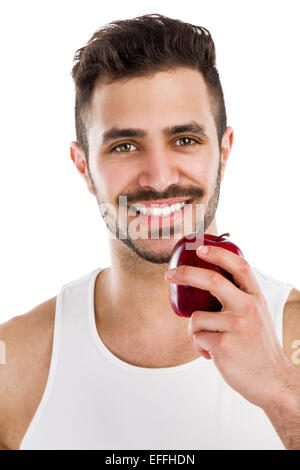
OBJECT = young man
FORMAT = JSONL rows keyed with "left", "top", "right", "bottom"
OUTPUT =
{"left": 1, "top": 13, "right": 300, "bottom": 450}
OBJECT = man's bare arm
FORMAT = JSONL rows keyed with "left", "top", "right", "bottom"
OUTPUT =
{"left": 264, "top": 299, "right": 300, "bottom": 450}
{"left": 0, "top": 297, "right": 56, "bottom": 450}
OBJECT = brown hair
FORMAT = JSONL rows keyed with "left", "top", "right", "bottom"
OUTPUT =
{"left": 71, "top": 13, "right": 227, "bottom": 164}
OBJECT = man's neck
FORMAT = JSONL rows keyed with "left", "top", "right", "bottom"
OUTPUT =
{"left": 93, "top": 262, "right": 202, "bottom": 368}
{"left": 95, "top": 259, "right": 184, "bottom": 332}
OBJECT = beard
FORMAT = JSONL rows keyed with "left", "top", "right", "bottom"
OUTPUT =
{"left": 90, "top": 157, "right": 222, "bottom": 265}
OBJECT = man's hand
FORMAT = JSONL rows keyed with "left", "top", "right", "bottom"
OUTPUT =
{"left": 165, "top": 245, "right": 300, "bottom": 411}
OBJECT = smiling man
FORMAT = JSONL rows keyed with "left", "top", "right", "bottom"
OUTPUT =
{"left": 1, "top": 13, "right": 300, "bottom": 451}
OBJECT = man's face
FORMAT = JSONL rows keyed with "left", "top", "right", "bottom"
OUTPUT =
{"left": 75, "top": 67, "right": 232, "bottom": 264}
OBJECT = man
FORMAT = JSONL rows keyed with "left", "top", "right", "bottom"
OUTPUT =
{"left": 1, "top": 13, "right": 300, "bottom": 450}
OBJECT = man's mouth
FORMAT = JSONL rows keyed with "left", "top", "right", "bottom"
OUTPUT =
{"left": 129, "top": 198, "right": 193, "bottom": 218}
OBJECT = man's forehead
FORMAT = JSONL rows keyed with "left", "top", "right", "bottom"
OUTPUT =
{"left": 88, "top": 68, "right": 215, "bottom": 138}
{"left": 91, "top": 68, "right": 210, "bottom": 109}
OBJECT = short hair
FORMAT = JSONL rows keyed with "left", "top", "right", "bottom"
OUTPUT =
{"left": 71, "top": 13, "right": 227, "bottom": 163}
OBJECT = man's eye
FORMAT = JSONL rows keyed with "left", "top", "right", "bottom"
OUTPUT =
{"left": 111, "top": 143, "right": 137, "bottom": 153}
{"left": 174, "top": 137, "right": 200, "bottom": 147}
{"left": 110, "top": 136, "right": 200, "bottom": 153}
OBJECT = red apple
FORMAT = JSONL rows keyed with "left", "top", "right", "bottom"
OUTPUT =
{"left": 168, "top": 232, "right": 244, "bottom": 317}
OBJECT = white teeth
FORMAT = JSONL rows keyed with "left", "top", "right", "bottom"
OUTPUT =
{"left": 132, "top": 201, "right": 187, "bottom": 217}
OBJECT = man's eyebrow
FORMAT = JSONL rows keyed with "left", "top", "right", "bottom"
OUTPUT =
{"left": 101, "top": 121, "right": 209, "bottom": 146}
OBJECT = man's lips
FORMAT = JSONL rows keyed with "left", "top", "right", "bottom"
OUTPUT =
{"left": 128, "top": 197, "right": 193, "bottom": 209}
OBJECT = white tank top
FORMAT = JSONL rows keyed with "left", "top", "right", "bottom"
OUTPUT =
{"left": 19, "top": 266, "right": 294, "bottom": 450}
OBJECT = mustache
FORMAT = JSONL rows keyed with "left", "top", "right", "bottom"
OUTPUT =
{"left": 117, "top": 186, "right": 205, "bottom": 205}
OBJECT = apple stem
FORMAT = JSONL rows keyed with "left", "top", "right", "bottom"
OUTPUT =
{"left": 214, "top": 232, "right": 230, "bottom": 242}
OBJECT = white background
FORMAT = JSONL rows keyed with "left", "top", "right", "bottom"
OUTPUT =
{"left": 0, "top": 0, "right": 299, "bottom": 323}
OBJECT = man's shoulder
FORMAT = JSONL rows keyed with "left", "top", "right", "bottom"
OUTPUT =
{"left": 0, "top": 295, "right": 57, "bottom": 365}
{"left": 0, "top": 295, "right": 57, "bottom": 339}
{"left": 0, "top": 296, "right": 56, "bottom": 450}
{"left": 286, "top": 288, "right": 300, "bottom": 305}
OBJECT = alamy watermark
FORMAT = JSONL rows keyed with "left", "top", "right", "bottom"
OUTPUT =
{"left": 100, "top": 196, "right": 206, "bottom": 250}
{"left": 291, "top": 340, "right": 300, "bottom": 365}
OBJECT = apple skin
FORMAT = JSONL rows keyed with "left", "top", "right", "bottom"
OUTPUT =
{"left": 168, "top": 233, "right": 244, "bottom": 317}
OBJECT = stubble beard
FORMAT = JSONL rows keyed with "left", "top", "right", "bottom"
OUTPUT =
{"left": 90, "top": 157, "right": 222, "bottom": 265}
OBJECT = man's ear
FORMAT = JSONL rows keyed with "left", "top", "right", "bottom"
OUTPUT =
{"left": 220, "top": 127, "right": 234, "bottom": 181}
{"left": 69, "top": 141, "right": 95, "bottom": 196}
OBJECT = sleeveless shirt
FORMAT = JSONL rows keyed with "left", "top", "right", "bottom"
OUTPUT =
{"left": 19, "top": 266, "right": 294, "bottom": 450}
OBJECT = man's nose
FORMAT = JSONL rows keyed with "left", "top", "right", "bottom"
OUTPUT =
{"left": 137, "top": 148, "right": 180, "bottom": 192}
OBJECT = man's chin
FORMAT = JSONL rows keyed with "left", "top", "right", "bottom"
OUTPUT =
{"left": 119, "top": 235, "right": 177, "bottom": 265}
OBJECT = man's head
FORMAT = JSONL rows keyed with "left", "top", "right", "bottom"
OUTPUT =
{"left": 70, "top": 13, "right": 233, "bottom": 265}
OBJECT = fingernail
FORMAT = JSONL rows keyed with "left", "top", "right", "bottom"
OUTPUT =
{"left": 197, "top": 245, "right": 209, "bottom": 255}
{"left": 165, "top": 269, "right": 176, "bottom": 280}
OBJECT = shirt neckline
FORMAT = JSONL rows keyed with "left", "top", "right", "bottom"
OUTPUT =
{"left": 88, "top": 267, "right": 204, "bottom": 375}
